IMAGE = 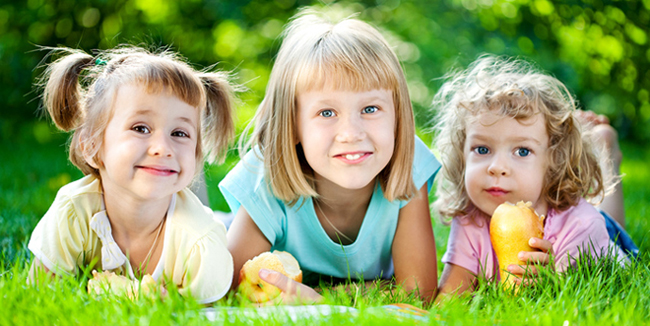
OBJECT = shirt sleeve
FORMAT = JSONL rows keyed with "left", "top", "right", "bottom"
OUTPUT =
{"left": 441, "top": 217, "right": 488, "bottom": 277}
{"left": 28, "top": 191, "right": 88, "bottom": 276}
{"left": 413, "top": 136, "right": 441, "bottom": 192}
{"left": 178, "top": 222, "right": 233, "bottom": 304}
{"left": 218, "top": 151, "right": 286, "bottom": 245}
{"left": 398, "top": 136, "right": 441, "bottom": 208}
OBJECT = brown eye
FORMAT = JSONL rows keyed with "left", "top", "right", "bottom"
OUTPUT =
{"left": 172, "top": 130, "right": 189, "bottom": 138}
{"left": 132, "top": 125, "right": 150, "bottom": 134}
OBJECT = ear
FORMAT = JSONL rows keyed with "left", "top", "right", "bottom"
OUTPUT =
{"left": 80, "top": 138, "right": 101, "bottom": 170}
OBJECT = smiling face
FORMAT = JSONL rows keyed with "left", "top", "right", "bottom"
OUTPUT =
{"left": 93, "top": 83, "right": 199, "bottom": 202}
{"left": 296, "top": 88, "right": 396, "bottom": 191}
{"left": 464, "top": 110, "right": 550, "bottom": 217}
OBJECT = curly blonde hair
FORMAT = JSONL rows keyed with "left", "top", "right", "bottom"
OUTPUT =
{"left": 432, "top": 55, "right": 610, "bottom": 223}
{"left": 243, "top": 9, "right": 416, "bottom": 206}
{"left": 39, "top": 46, "right": 235, "bottom": 178}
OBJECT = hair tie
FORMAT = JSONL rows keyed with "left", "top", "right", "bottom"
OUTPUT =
{"left": 95, "top": 58, "right": 107, "bottom": 66}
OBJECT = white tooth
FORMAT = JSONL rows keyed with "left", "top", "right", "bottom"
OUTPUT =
{"left": 345, "top": 154, "right": 361, "bottom": 160}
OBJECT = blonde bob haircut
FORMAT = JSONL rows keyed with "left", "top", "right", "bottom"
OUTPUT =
{"left": 432, "top": 55, "right": 610, "bottom": 223}
{"left": 243, "top": 9, "right": 417, "bottom": 206}
{"left": 39, "top": 46, "right": 235, "bottom": 178}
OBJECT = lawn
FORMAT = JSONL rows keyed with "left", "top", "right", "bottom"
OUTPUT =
{"left": 1, "top": 120, "right": 648, "bottom": 325}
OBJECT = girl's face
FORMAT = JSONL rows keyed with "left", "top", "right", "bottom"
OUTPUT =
{"left": 296, "top": 88, "right": 395, "bottom": 191}
{"left": 464, "top": 110, "right": 549, "bottom": 217}
{"left": 95, "top": 83, "right": 199, "bottom": 201}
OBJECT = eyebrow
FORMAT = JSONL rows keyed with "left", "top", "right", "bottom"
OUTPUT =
{"left": 467, "top": 133, "right": 544, "bottom": 146}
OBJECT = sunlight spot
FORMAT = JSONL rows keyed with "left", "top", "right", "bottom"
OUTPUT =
{"left": 33, "top": 121, "right": 53, "bottom": 144}
{"left": 48, "top": 173, "right": 71, "bottom": 191}
{"left": 81, "top": 8, "right": 100, "bottom": 28}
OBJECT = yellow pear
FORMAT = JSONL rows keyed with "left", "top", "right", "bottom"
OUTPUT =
{"left": 489, "top": 201, "right": 545, "bottom": 289}
{"left": 238, "top": 250, "right": 303, "bottom": 303}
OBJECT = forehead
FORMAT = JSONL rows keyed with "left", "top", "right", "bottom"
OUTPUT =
{"left": 297, "top": 87, "right": 394, "bottom": 105}
{"left": 111, "top": 83, "right": 199, "bottom": 122}
{"left": 466, "top": 110, "right": 548, "bottom": 142}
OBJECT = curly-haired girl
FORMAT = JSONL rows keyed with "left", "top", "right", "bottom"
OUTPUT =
{"left": 432, "top": 55, "right": 635, "bottom": 298}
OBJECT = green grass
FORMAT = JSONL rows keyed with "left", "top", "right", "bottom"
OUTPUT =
{"left": 1, "top": 120, "right": 649, "bottom": 324}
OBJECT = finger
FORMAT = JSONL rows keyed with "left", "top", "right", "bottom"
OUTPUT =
{"left": 518, "top": 251, "right": 550, "bottom": 264}
{"left": 596, "top": 114, "right": 609, "bottom": 124}
{"left": 507, "top": 264, "right": 539, "bottom": 276}
{"left": 259, "top": 269, "right": 297, "bottom": 294}
{"left": 528, "top": 237, "right": 553, "bottom": 254}
{"left": 511, "top": 276, "right": 538, "bottom": 287}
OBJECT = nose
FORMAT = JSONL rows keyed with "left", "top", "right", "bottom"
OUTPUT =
{"left": 148, "top": 133, "right": 173, "bottom": 157}
{"left": 335, "top": 115, "right": 365, "bottom": 143}
{"left": 487, "top": 153, "right": 509, "bottom": 176}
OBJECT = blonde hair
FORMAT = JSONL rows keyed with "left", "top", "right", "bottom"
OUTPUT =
{"left": 432, "top": 55, "right": 609, "bottom": 222}
{"left": 244, "top": 9, "right": 416, "bottom": 206}
{"left": 39, "top": 46, "right": 235, "bottom": 178}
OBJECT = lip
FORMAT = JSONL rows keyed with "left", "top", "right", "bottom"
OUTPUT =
{"left": 485, "top": 187, "right": 509, "bottom": 197}
{"left": 136, "top": 165, "right": 178, "bottom": 176}
{"left": 334, "top": 151, "right": 371, "bottom": 164}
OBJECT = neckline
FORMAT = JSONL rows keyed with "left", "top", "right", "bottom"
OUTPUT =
{"left": 93, "top": 193, "right": 175, "bottom": 280}
{"left": 306, "top": 182, "right": 382, "bottom": 250}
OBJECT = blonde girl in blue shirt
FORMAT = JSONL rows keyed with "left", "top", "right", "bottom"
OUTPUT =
{"left": 28, "top": 47, "right": 235, "bottom": 303}
{"left": 220, "top": 10, "right": 440, "bottom": 303}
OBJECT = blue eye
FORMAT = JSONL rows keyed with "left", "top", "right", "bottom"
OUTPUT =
{"left": 133, "top": 125, "right": 150, "bottom": 134}
{"left": 474, "top": 146, "right": 489, "bottom": 155}
{"left": 362, "top": 106, "right": 378, "bottom": 114}
{"left": 319, "top": 110, "right": 335, "bottom": 118}
{"left": 516, "top": 147, "right": 531, "bottom": 157}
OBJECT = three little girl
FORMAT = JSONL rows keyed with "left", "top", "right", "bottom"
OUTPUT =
{"left": 28, "top": 13, "right": 635, "bottom": 304}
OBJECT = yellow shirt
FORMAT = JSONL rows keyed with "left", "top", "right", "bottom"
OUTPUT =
{"left": 28, "top": 175, "right": 233, "bottom": 304}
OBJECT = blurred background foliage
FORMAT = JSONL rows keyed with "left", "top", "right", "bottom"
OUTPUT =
{"left": 0, "top": 0, "right": 649, "bottom": 263}
{"left": 1, "top": 0, "right": 649, "bottom": 143}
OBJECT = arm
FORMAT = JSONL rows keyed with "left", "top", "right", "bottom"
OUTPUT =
{"left": 228, "top": 206, "right": 325, "bottom": 304}
{"left": 392, "top": 185, "right": 438, "bottom": 301}
{"left": 28, "top": 258, "right": 52, "bottom": 283}
{"left": 226, "top": 206, "right": 272, "bottom": 289}
{"left": 435, "top": 263, "right": 477, "bottom": 302}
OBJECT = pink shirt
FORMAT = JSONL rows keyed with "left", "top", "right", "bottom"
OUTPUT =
{"left": 441, "top": 198, "right": 626, "bottom": 280}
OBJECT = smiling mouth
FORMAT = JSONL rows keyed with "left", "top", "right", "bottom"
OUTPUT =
{"left": 335, "top": 152, "right": 371, "bottom": 163}
{"left": 344, "top": 153, "right": 363, "bottom": 160}
{"left": 137, "top": 166, "right": 178, "bottom": 175}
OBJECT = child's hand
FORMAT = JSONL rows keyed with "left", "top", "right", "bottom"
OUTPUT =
{"left": 507, "top": 237, "right": 554, "bottom": 286}
{"left": 256, "top": 269, "right": 323, "bottom": 305}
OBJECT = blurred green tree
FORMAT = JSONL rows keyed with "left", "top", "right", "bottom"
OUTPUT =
{"left": 1, "top": 0, "right": 648, "bottom": 141}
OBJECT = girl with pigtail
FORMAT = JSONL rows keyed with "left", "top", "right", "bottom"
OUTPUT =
{"left": 28, "top": 46, "right": 235, "bottom": 304}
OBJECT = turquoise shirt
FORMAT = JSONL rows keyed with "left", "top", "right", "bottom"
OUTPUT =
{"left": 219, "top": 136, "right": 440, "bottom": 285}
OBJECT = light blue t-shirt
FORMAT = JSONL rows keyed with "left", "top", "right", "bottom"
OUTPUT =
{"left": 219, "top": 136, "right": 440, "bottom": 285}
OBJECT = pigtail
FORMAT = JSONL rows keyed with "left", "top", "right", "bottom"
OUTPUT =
{"left": 41, "top": 49, "right": 94, "bottom": 131}
{"left": 197, "top": 72, "right": 236, "bottom": 164}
